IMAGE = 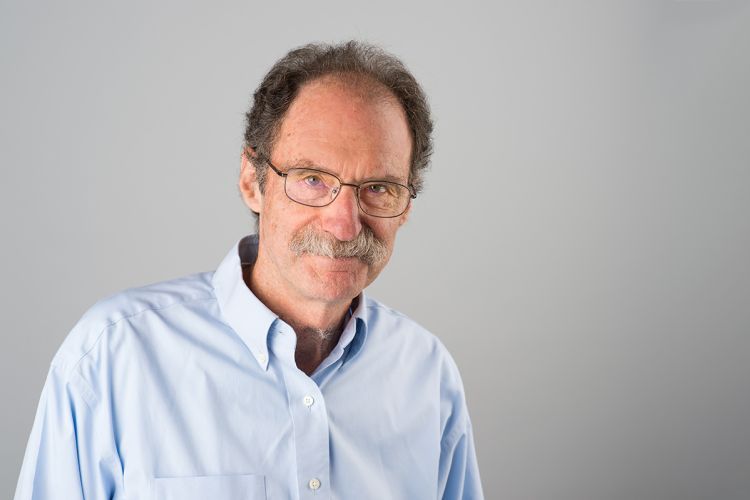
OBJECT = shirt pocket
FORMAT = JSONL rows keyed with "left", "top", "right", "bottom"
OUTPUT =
{"left": 151, "top": 473, "right": 266, "bottom": 500}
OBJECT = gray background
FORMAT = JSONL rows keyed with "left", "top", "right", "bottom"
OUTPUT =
{"left": 2, "top": 1, "right": 749, "bottom": 499}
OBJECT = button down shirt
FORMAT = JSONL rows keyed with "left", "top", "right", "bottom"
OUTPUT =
{"left": 15, "top": 235, "right": 483, "bottom": 499}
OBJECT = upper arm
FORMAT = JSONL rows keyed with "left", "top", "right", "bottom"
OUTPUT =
{"left": 14, "top": 363, "right": 123, "bottom": 500}
{"left": 436, "top": 351, "right": 484, "bottom": 500}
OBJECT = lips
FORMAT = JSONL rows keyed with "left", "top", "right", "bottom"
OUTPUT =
{"left": 304, "top": 253, "right": 364, "bottom": 266}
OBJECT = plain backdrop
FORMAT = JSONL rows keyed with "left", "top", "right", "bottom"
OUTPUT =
{"left": 2, "top": 1, "right": 749, "bottom": 499}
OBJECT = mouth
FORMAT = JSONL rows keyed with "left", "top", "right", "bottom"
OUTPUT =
{"left": 304, "top": 252, "right": 363, "bottom": 261}
{"left": 303, "top": 253, "right": 367, "bottom": 269}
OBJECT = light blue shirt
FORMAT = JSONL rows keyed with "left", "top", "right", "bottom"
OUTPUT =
{"left": 15, "top": 235, "right": 483, "bottom": 499}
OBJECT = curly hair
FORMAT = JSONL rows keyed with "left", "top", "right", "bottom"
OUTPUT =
{"left": 244, "top": 40, "right": 433, "bottom": 194}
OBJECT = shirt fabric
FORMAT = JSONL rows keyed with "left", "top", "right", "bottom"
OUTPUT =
{"left": 15, "top": 235, "right": 483, "bottom": 500}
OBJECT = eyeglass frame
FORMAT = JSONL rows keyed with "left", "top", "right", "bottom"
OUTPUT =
{"left": 256, "top": 153, "right": 417, "bottom": 218}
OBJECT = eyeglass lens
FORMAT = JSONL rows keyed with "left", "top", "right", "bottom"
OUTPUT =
{"left": 284, "top": 168, "right": 409, "bottom": 217}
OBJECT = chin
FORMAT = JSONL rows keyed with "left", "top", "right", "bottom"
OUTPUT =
{"left": 301, "top": 263, "right": 366, "bottom": 303}
{"left": 305, "top": 282, "right": 361, "bottom": 304}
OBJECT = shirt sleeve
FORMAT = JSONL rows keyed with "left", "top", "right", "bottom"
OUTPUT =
{"left": 438, "top": 415, "right": 484, "bottom": 499}
{"left": 436, "top": 349, "right": 484, "bottom": 500}
{"left": 14, "top": 363, "right": 123, "bottom": 500}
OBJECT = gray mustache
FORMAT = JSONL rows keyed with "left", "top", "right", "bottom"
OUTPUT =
{"left": 289, "top": 225, "right": 388, "bottom": 266}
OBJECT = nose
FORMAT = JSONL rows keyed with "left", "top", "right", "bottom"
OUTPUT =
{"left": 320, "top": 185, "right": 362, "bottom": 242}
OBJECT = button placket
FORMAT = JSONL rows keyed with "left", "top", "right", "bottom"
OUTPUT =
{"left": 274, "top": 334, "right": 331, "bottom": 497}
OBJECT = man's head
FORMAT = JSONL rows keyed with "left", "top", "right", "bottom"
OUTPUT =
{"left": 243, "top": 40, "right": 433, "bottom": 198}
{"left": 238, "top": 41, "right": 433, "bottom": 309}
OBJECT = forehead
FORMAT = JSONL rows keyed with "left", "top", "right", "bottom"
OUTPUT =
{"left": 272, "top": 77, "right": 413, "bottom": 180}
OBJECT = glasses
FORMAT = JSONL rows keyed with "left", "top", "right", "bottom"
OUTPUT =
{"left": 261, "top": 156, "right": 416, "bottom": 218}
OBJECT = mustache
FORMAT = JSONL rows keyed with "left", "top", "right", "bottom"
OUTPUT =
{"left": 289, "top": 225, "right": 388, "bottom": 266}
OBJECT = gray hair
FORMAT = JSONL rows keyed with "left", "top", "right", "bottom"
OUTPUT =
{"left": 244, "top": 40, "right": 433, "bottom": 200}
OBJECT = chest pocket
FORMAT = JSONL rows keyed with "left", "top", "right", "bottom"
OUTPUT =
{"left": 152, "top": 474, "right": 266, "bottom": 499}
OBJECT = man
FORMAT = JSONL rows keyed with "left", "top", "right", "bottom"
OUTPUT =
{"left": 15, "top": 41, "right": 483, "bottom": 499}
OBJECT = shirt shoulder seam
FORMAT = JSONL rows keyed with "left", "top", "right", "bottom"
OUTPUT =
{"left": 60, "top": 295, "right": 217, "bottom": 379}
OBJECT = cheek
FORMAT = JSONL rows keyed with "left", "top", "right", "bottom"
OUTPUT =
{"left": 372, "top": 222, "right": 401, "bottom": 245}
{"left": 259, "top": 193, "right": 289, "bottom": 235}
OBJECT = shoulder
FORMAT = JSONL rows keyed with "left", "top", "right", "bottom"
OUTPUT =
{"left": 363, "top": 296, "right": 462, "bottom": 377}
{"left": 362, "top": 296, "right": 470, "bottom": 431}
{"left": 52, "top": 271, "right": 217, "bottom": 376}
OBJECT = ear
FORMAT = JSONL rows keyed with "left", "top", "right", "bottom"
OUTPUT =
{"left": 239, "top": 148, "right": 263, "bottom": 214}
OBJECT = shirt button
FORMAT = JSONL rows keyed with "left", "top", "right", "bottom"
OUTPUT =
{"left": 308, "top": 478, "right": 321, "bottom": 490}
{"left": 258, "top": 353, "right": 267, "bottom": 363}
{"left": 303, "top": 395, "right": 315, "bottom": 407}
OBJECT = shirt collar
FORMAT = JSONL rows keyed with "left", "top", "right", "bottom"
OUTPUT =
{"left": 211, "top": 234, "right": 370, "bottom": 370}
{"left": 212, "top": 235, "right": 276, "bottom": 370}
{"left": 340, "top": 294, "right": 369, "bottom": 364}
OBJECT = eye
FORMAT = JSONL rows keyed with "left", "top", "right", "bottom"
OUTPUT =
{"left": 304, "top": 175, "right": 323, "bottom": 187}
{"left": 366, "top": 184, "right": 388, "bottom": 194}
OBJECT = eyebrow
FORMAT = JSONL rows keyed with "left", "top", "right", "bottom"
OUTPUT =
{"left": 286, "top": 158, "right": 409, "bottom": 185}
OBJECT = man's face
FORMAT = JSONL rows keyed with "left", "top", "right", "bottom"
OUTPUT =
{"left": 240, "top": 78, "right": 413, "bottom": 308}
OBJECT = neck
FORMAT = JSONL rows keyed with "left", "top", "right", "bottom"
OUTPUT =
{"left": 243, "top": 264, "right": 355, "bottom": 375}
{"left": 290, "top": 323, "right": 346, "bottom": 376}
